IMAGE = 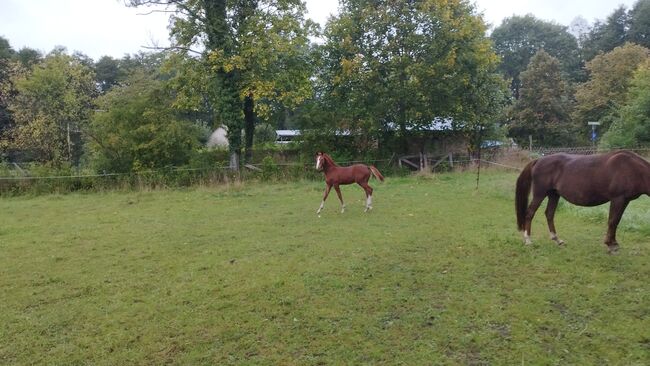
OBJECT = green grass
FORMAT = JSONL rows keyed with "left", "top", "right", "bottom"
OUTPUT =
{"left": 1, "top": 172, "right": 649, "bottom": 365}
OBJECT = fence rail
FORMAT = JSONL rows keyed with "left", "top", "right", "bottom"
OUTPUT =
{"left": 3, "top": 147, "right": 650, "bottom": 195}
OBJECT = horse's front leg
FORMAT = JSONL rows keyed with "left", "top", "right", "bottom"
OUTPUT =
{"left": 317, "top": 184, "right": 332, "bottom": 215}
{"left": 605, "top": 197, "right": 630, "bottom": 253}
{"left": 334, "top": 185, "right": 345, "bottom": 213}
{"left": 545, "top": 192, "right": 564, "bottom": 245}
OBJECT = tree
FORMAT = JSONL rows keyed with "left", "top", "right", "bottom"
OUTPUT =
{"left": 128, "top": 0, "right": 316, "bottom": 167}
{"left": 569, "top": 16, "right": 591, "bottom": 48}
{"left": 491, "top": 15, "right": 582, "bottom": 98}
{"left": 7, "top": 49, "right": 97, "bottom": 166}
{"left": 581, "top": 6, "right": 630, "bottom": 61}
{"left": 628, "top": 0, "right": 650, "bottom": 48}
{"left": 573, "top": 43, "right": 649, "bottom": 135}
{"left": 14, "top": 47, "right": 42, "bottom": 68}
{"left": 319, "top": 0, "right": 503, "bottom": 153}
{"left": 89, "top": 70, "right": 201, "bottom": 172}
{"left": 94, "top": 56, "right": 123, "bottom": 93}
{"left": 600, "top": 60, "right": 650, "bottom": 148}
{"left": 0, "top": 37, "right": 16, "bottom": 145}
{"left": 508, "top": 50, "right": 575, "bottom": 147}
{"left": 0, "top": 37, "right": 14, "bottom": 60}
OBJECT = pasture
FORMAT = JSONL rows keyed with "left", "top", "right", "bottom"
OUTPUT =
{"left": 0, "top": 172, "right": 648, "bottom": 365}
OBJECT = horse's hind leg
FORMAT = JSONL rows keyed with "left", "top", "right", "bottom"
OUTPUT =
{"left": 334, "top": 185, "right": 345, "bottom": 213}
{"left": 545, "top": 192, "right": 564, "bottom": 245}
{"left": 317, "top": 184, "right": 332, "bottom": 215}
{"left": 524, "top": 194, "right": 545, "bottom": 245}
{"left": 604, "top": 197, "right": 630, "bottom": 253}
{"left": 358, "top": 182, "right": 373, "bottom": 212}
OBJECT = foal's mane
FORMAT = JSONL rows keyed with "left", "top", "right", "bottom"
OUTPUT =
{"left": 321, "top": 153, "right": 339, "bottom": 167}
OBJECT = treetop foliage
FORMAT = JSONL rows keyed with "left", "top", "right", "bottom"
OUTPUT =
{"left": 3, "top": 0, "right": 650, "bottom": 173}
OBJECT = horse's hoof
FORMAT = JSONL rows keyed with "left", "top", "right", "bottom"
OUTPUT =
{"left": 607, "top": 244, "right": 620, "bottom": 254}
{"left": 524, "top": 239, "right": 533, "bottom": 246}
{"left": 556, "top": 239, "right": 565, "bottom": 246}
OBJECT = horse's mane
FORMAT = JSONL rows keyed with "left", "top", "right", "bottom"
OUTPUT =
{"left": 321, "top": 153, "right": 339, "bottom": 167}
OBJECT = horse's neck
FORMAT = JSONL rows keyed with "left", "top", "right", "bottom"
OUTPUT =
{"left": 322, "top": 159, "right": 339, "bottom": 174}
{"left": 323, "top": 162, "right": 337, "bottom": 174}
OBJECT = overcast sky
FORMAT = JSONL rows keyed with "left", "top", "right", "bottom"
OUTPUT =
{"left": 0, "top": 0, "right": 640, "bottom": 60}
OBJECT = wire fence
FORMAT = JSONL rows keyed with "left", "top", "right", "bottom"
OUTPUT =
{"left": 2, "top": 147, "right": 650, "bottom": 195}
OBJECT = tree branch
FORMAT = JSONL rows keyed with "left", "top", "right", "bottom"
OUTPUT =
{"left": 141, "top": 45, "right": 203, "bottom": 55}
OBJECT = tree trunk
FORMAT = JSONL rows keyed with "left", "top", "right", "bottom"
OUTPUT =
{"left": 66, "top": 121, "right": 72, "bottom": 163}
{"left": 229, "top": 151, "right": 240, "bottom": 170}
{"left": 243, "top": 93, "right": 255, "bottom": 163}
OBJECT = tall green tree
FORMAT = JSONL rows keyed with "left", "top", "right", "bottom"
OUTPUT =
{"left": 320, "top": 0, "right": 503, "bottom": 153}
{"left": 7, "top": 49, "right": 97, "bottom": 166}
{"left": 89, "top": 70, "right": 201, "bottom": 172}
{"left": 491, "top": 15, "right": 582, "bottom": 98}
{"left": 628, "top": 0, "right": 650, "bottom": 49}
{"left": 0, "top": 37, "right": 16, "bottom": 144}
{"left": 582, "top": 6, "right": 630, "bottom": 61}
{"left": 14, "top": 47, "right": 42, "bottom": 68}
{"left": 508, "top": 50, "right": 575, "bottom": 147}
{"left": 600, "top": 60, "right": 650, "bottom": 148}
{"left": 94, "top": 56, "right": 122, "bottom": 93}
{"left": 129, "top": 0, "right": 316, "bottom": 167}
{"left": 573, "top": 43, "right": 649, "bottom": 135}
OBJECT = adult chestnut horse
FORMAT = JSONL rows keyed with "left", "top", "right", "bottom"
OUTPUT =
{"left": 315, "top": 152, "right": 384, "bottom": 214}
{"left": 516, "top": 150, "right": 650, "bottom": 253}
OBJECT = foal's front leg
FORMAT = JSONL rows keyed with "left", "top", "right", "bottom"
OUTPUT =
{"left": 317, "top": 184, "right": 332, "bottom": 215}
{"left": 334, "top": 185, "right": 345, "bottom": 213}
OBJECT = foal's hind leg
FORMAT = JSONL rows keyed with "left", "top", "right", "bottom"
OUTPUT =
{"left": 358, "top": 182, "right": 374, "bottom": 212}
{"left": 524, "top": 193, "right": 546, "bottom": 245}
{"left": 334, "top": 185, "right": 345, "bottom": 213}
{"left": 545, "top": 192, "right": 565, "bottom": 245}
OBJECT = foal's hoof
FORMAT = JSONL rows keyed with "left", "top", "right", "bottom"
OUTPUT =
{"left": 524, "top": 239, "right": 533, "bottom": 246}
{"left": 555, "top": 239, "right": 565, "bottom": 246}
{"left": 606, "top": 244, "right": 620, "bottom": 255}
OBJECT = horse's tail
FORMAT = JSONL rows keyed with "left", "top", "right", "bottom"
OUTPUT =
{"left": 369, "top": 165, "right": 385, "bottom": 182}
{"left": 516, "top": 160, "right": 536, "bottom": 231}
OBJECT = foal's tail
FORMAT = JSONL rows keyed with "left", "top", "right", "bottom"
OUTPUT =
{"left": 516, "top": 160, "right": 536, "bottom": 231}
{"left": 369, "top": 165, "right": 385, "bottom": 182}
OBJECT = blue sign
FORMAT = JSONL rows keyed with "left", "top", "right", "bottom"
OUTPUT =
{"left": 591, "top": 130, "right": 597, "bottom": 141}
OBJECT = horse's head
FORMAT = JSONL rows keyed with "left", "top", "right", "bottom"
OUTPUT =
{"left": 315, "top": 152, "right": 324, "bottom": 171}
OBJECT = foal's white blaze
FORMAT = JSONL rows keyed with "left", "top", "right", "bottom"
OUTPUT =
{"left": 316, "top": 156, "right": 322, "bottom": 170}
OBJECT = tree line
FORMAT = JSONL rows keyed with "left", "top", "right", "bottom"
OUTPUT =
{"left": 1, "top": 0, "right": 650, "bottom": 174}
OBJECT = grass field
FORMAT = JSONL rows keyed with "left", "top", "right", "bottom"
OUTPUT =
{"left": 1, "top": 172, "right": 649, "bottom": 365}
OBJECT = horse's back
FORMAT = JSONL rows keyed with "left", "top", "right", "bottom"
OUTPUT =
{"left": 532, "top": 151, "right": 649, "bottom": 205}
{"left": 328, "top": 164, "right": 371, "bottom": 185}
